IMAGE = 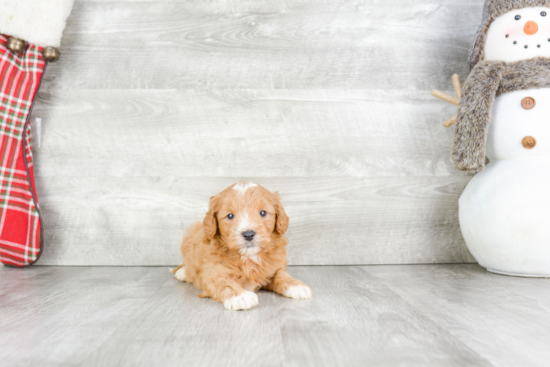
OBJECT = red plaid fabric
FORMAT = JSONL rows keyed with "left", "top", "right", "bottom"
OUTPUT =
{"left": 0, "top": 35, "right": 45, "bottom": 267}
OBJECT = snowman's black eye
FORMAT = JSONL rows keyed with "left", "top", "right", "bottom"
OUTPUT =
{"left": 514, "top": 41, "right": 518, "bottom": 44}
{"left": 542, "top": 11, "right": 547, "bottom": 17}
{"left": 506, "top": 34, "right": 509, "bottom": 38}
{"left": 515, "top": 15, "right": 521, "bottom": 20}
{"left": 228, "top": 213, "right": 234, "bottom": 220}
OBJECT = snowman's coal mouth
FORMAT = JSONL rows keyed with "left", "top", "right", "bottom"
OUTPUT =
{"left": 507, "top": 34, "right": 550, "bottom": 49}
{"left": 511, "top": 40, "right": 545, "bottom": 48}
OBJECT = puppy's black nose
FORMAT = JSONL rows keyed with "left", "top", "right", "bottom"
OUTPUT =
{"left": 242, "top": 230, "right": 256, "bottom": 242}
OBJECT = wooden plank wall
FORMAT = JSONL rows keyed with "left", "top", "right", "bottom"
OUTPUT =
{"left": 31, "top": 0, "right": 482, "bottom": 265}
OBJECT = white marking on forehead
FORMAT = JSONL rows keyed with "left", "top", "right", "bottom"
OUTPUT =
{"left": 233, "top": 182, "right": 258, "bottom": 194}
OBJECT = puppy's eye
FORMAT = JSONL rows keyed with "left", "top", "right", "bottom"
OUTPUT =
{"left": 260, "top": 211, "right": 267, "bottom": 217}
{"left": 227, "top": 214, "right": 234, "bottom": 220}
{"left": 542, "top": 11, "right": 548, "bottom": 17}
{"left": 515, "top": 14, "right": 521, "bottom": 20}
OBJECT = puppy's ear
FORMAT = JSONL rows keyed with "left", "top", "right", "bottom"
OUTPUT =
{"left": 272, "top": 192, "right": 289, "bottom": 234}
{"left": 203, "top": 195, "right": 220, "bottom": 241}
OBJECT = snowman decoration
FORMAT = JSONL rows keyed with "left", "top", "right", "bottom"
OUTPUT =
{"left": 433, "top": 0, "right": 550, "bottom": 277}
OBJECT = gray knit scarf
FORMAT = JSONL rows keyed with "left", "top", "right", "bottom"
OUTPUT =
{"left": 453, "top": 57, "right": 550, "bottom": 171}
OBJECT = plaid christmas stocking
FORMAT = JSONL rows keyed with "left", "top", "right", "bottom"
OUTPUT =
{"left": 0, "top": 0, "right": 73, "bottom": 267}
{"left": 0, "top": 36, "right": 45, "bottom": 266}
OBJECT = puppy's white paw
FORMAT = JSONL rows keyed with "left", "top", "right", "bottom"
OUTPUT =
{"left": 284, "top": 285, "right": 313, "bottom": 299}
{"left": 224, "top": 291, "right": 259, "bottom": 311}
{"left": 174, "top": 267, "right": 186, "bottom": 282}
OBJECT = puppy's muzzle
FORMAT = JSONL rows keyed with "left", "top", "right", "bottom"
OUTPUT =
{"left": 242, "top": 230, "right": 256, "bottom": 242}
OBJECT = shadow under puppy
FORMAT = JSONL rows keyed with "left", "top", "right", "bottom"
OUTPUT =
{"left": 171, "top": 182, "right": 312, "bottom": 311}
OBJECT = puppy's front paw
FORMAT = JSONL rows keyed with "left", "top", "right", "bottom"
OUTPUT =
{"left": 174, "top": 267, "right": 186, "bottom": 282}
{"left": 284, "top": 285, "right": 313, "bottom": 299}
{"left": 224, "top": 291, "right": 259, "bottom": 311}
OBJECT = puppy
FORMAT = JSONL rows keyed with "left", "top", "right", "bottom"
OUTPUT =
{"left": 171, "top": 182, "right": 312, "bottom": 311}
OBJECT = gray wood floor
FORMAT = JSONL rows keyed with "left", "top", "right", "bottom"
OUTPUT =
{"left": 1, "top": 265, "right": 549, "bottom": 367}
{"left": 29, "top": 0, "right": 483, "bottom": 266}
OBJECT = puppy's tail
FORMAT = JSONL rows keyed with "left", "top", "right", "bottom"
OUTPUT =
{"left": 169, "top": 264, "right": 185, "bottom": 274}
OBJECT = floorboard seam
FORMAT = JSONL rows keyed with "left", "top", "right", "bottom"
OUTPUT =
{"left": 363, "top": 267, "right": 498, "bottom": 367}
{"left": 74, "top": 274, "right": 173, "bottom": 366}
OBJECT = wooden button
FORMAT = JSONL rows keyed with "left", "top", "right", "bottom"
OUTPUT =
{"left": 522, "top": 136, "right": 537, "bottom": 149}
{"left": 521, "top": 97, "right": 536, "bottom": 110}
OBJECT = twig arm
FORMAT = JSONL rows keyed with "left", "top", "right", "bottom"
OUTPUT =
{"left": 432, "top": 74, "right": 462, "bottom": 127}
{"left": 444, "top": 114, "right": 457, "bottom": 128}
{"left": 452, "top": 74, "right": 462, "bottom": 100}
{"left": 431, "top": 89, "right": 460, "bottom": 106}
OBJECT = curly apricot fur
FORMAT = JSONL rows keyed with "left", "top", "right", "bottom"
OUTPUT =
{"left": 172, "top": 182, "right": 311, "bottom": 307}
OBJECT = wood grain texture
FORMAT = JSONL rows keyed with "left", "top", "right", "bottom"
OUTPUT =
{"left": 23, "top": 0, "right": 486, "bottom": 265}
{"left": 46, "top": 1, "right": 479, "bottom": 90}
{"left": 32, "top": 89, "right": 466, "bottom": 178}
{"left": 35, "top": 176, "right": 475, "bottom": 266}
{"left": 0, "top": 266, "right": 168, "bottom": 367}
{"left": 367, "top": 265, "right": 550, "bottom": 366}
{"left": 2, "top": 265, "right": 550, "bottom": 366}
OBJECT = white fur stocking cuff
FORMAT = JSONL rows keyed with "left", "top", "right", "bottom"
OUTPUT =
{"left": 0, "top": 0, "right": 74, "bottom": 48}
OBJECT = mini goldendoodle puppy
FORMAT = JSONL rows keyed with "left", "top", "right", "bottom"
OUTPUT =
{"left": 171, "top": 182, "right": 312, "bottom": 311}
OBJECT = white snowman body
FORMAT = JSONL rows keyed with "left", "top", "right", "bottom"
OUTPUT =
{"left": 460, "top": 88, "right": 550, "bottom": 276}
{"left": 459, "top": 6, "right": 550, "bottom": 276}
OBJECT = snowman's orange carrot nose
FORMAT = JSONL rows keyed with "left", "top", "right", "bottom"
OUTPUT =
{"left": 524, "top": 21, "right": 539, "bottom": 35}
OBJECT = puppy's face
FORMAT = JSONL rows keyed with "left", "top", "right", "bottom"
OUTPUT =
{"left": 203, "top": 182, "right": 289, "bottom": 257}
